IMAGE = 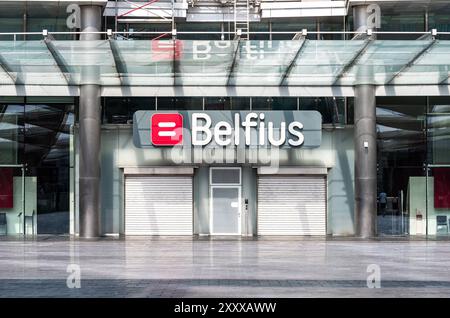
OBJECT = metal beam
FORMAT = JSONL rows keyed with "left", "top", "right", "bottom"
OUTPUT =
{"left": 279, "top": 39, "right": 307, "bottom": 86}
{"left": 332, "top": 38, "right": 372, "bottom": 86}
{"left": 0, "top": 52, "right": 20, "bottom": 85}
{"left": 44, "top": 38, "right": 73, "bottom": 85}
{"left": 226, "top": 39, "right": 241, "bottom": 86}
{"left": 438, "top": 65, "right": 450, "bottom": 85}
{"left": 109, "top": 39, "right": 126, "bottom": 85}
{"left": 386, "top": 39, "right": 437, "bottom": 85}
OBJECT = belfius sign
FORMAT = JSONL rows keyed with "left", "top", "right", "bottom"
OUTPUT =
{"left": 133, "top": 111, "right": 322, "bottom": 149}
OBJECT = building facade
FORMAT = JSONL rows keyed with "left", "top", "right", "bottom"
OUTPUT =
{"left": 0, "top": 0, "right": 450, "bottom": 238}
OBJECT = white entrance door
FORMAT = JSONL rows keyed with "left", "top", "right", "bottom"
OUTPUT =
{"left": 125, "top": 176, "right": 193, "bottom": 235}
{"left": 257, "top": 175, "right": 326, "bottom": 235}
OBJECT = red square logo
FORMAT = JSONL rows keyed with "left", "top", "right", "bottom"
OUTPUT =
{"left": 151, "top": 113, "right": 183, "bottom": 146}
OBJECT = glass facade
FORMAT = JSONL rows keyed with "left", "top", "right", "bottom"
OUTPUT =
{"left": 0, "top": 5, "right": 73, "bottom": 41}
{"left": 0, "top": 1, "right": 450, "bottom": 237}
{"left": 0, "top": 97, "right": 74, "bottom": 235}
{"left": 376, "top": 97, "right": 450, "bottom": 236}
{"left": 102, "top": 97, "right": 346, "bottom": 125}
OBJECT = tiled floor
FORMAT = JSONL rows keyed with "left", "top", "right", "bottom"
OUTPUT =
{"left": 0, "top": 236, "right": 449, "bottom": 297}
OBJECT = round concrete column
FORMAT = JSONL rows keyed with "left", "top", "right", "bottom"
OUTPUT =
{"left": 79, "top": 5, "right": 102, "bottom": 238}
{"left": 353, "top": 5, "right": 377, "bottom": 238}
{"left": 353, "top": 5, "right": 369, "bottom": 33}
{"left": 80, "top": 6, "right": 102, "bottom": 41}
{"left": 354, "top": 85, "right": 377, "bottom": 238}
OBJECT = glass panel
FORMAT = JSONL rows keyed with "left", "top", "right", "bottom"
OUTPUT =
{"left": 300, "top": 97, "right": 345, "bottom": 125}
{"left": 53, "top": 40, "right": 119, "bottom": 85}
{"left": 0, "top": 99, "right": 23, "bottom": 164}
{"left": 426, "top": 97, "right": 450, "bottom": 236}
{"left": 116, "top": 40, "right": 172, "bottom": 85}
{"left": 252, "top": 97, "right": 297, "bottom": 111}
{"left": 343, "top": 41, "right": 435, "bottom": 86}
{"left": 205, "top": 97, "right": 231, "bottom": 110}
{"left": 211, "top": 168, "right": 240, "bottom": 185}
{"left": 0, "top": 98, "right": 74, "bottom": 235}
{"left": 157, "top": 97, "right": 203, "bottom": 110}
{"left": 25, "top": 101, "right": 74, "bottom": 234}
{"left": 27, "top": 18, "right": 72, "bottom": 40}
{"left": 318, "top": 17, "right": 345, "bottom": 40}
{"left": 285, "top": 40, "right": 367, "bottom": 86}
{"left": 0, "top": 41, "right": 69, "bottom": 85}
{"left": 271, "top": 20, "right": 316, "bottom": 40}
{"left": 0, "top": 18, "right": 23, "bottom": 39}
{"left": 377, "top": 97, "right": 427, "bottom": 236}
{"left": 428, "top": 97, "right": 450, "bottom": 165}
{"left": 378, "top": 13, "right": 425, "bottom": 40}
{"left": 177, "top": 23, "right": 222, "bottom": 40}
{"left": 212, "top": 187, "right": 240, "bottom": 234}
{"left": 393, "top": 42, "right": 450, "bottom": 85}
{"left": 103, "top": 97, "right": 156, "bottom": 124}
{"left": 231, "top": 97, "right": 250, "bottom": 110}
{"left": 429, "top": 11, "right": 450, "bottom": 40}
{"left": 250, "top": 22, "right": 270, "bottom": 41}
{"left": 230, "top": 40, "right": 301, "bottom": 86}
{"left": 113, "top": 23, "right": 172, "bottom": 41}
{"left": 177, "top": 40, "right": 235, "bottom": 86}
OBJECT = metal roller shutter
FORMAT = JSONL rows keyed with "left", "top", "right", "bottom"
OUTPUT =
{"left": 257, "top": 176, "right": 326, "bottom": 235}
{"left": 125, "top": 176, "right": 193, "bottom": 235}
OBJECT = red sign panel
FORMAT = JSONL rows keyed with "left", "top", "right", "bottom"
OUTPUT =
{"left": 151, "top": 113, "right": 183, "bottom": 146}
{"left": 434, "top": 168, "right": 450, "bottom": 209}
{"left": 0, "top": 168, "right": 13, "bottom": 209}
{"left": 151, "top": 40, "right": 183, "bottom": 61}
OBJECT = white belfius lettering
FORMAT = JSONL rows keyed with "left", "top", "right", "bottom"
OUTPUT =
{"left": 191, "top": 112, "right": 304, "bottom": 147}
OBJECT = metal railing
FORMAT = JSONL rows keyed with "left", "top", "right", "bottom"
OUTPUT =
{"left": 0, "top": 29, "right": 448, "bottom": 40}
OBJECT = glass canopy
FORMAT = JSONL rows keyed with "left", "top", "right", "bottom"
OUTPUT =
{"left": 0, "top": 39, "right": 449, "bottom": 86}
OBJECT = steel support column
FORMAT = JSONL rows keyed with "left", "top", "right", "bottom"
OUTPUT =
{"left": 353, "top": 5, "right": 377, "bottom": 238}
{"left": 79, "top": 5, "right": 102, "bottom": 238}
{"left": 354, "top": 85, "right": 377, "bottom": 238}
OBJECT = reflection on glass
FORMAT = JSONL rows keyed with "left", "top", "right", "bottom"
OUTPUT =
{"left": 104, "top": 97, "right": 156, "bottom": 124}
{"left": 157, "top": 97, "right": 203, "bottom": 110}
{"left": 428, "top": 97, "right": 450, "bottom": 165}
{"left": 376, "top": 97, "right": 426, "bottom": 236}
{"left": 300, "top": 97, "right": 345, "bottom": 124}
{"left": 0, "top": 98, "right": 74, "bottom": 235}
{"left": 205, "top": 97, "right": 231, "bottom": 110}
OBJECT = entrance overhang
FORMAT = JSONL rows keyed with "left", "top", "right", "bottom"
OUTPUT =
{"left": 0, "top": 38, "right": 450, "bottom": 96}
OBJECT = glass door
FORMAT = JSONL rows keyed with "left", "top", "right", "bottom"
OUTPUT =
{"left": 376, "top": 97, "right": 427, "bottom": 236}
{"left": 209, "top": 167, "right": 242, "bottom": 235}
{"left": 210, "top": 186, "right": 241, "bottom": 235}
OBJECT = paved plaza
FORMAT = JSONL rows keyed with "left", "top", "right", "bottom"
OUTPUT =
{"left": 0, "top": 236, "right": 449, "bottom": 297}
